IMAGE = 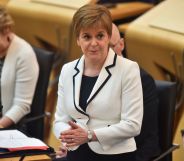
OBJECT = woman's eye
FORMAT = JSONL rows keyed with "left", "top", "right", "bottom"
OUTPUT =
{"left": 83, "top": 35, "right": 90, "bottom": 40}
{"left": 97, "top": 34, "right": 104, "bottom": 40}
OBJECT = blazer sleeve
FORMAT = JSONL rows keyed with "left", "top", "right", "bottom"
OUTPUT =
{"left": 94, "top": 61, "right": 143, "bottom": 151}
{"left": 53, "top": 64, "right": 73, "bottom": 138}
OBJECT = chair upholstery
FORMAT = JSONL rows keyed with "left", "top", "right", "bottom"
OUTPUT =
{"left": 153, "top": 80, "right": 179, "bottom": 161}
{"left": 18, "top": 47, "right": 54, "bottom": 140}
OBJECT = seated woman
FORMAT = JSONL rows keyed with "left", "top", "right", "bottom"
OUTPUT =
{"left": 0, "top": 6, "right": 39, "bottom": 128}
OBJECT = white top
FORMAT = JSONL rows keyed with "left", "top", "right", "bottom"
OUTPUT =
{"left": 1, "top": 35, "right": 39, "bottom": 123}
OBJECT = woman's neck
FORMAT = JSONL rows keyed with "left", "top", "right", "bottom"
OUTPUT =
{"left": 83, "top": 58, "right": 105, "bottom": 77}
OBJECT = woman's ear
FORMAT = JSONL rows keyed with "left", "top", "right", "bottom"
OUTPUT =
{"left": 77, "top": 39, "right": 80, "bottom": 47}
{"left": 119, "top": 38, "right": 124, "bottom": 51}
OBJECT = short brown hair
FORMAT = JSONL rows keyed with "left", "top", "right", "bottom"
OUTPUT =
{"left": 72, "top": 4, "right": 112, "bottom": 38}
{"left": 0, "top": 6, "right": 14, "bottom": 32}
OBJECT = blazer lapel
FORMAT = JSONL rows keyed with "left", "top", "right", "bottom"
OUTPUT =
{"left": 73, "top": 49, "right": 117, "bottom": 115}
{"left": 73, "top": 56, "right": 89, "bottom": 117}
{"left": 87, "top": 49, "right": 117, "bottom": 105}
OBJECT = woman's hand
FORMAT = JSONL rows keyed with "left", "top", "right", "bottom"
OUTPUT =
{"left": 56, "top": 144, "right": 67, "bottom": 158}
{"left": 0, "top": 116, "right": 14, "bottom": 128}
{"left": 60, "top": 121, "right": 88, "bottom": 147}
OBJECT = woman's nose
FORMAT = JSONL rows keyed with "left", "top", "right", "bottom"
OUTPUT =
{"left": 90, "top": 38, "right": 98, "bottom": 46}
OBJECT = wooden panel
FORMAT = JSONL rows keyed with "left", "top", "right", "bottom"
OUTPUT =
{"left": 110, "top": 2, "right": 153, "bottom": 21}
{"left": 0, "top": 154, "right": 51, "bottom": 161}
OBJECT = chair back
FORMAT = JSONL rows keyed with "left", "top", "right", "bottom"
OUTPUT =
{"left": 25, "top": 47, "right": 54, "bottom": 140}
{"left": 155, "top": 80, "right": 176, "bottom": 161}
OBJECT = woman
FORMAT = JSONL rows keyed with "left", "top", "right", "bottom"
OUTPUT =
{"left": 53, "top": 4, "right": 143, "bottom": 161}
{"left": 0, "top": 6, "right": 39, "bottom": 128}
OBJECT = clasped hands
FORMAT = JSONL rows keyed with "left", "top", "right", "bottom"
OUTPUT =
{"left": 56, "top": 121, "right": 88, "bottom": 158}
{"left": 60, "top": 121, "right": 88, "bottom": 147}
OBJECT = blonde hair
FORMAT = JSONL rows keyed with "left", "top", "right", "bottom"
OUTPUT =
{"left": 0, "top": 6, "right": 14, "bottom": 32}
{"left": 72, "top": 4, "right": 112, "bottom": 38}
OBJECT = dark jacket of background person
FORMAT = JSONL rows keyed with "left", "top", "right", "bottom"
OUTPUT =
{"left": 135, "top": 68, "right": 161, "bottom": 161}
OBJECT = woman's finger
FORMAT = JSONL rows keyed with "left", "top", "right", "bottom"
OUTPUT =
{"left": 68, "top": 121, "right": 79, "bottom": 129}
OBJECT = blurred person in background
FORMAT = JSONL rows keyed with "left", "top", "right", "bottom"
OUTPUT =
{"left": 0, "top": 6, "right": 39, "bottom": 128}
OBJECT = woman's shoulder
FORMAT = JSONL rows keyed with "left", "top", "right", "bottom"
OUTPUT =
{"left": 13, "top": 35, "right": 32, "bottom": 49}
{"left": 9, "top": 35, "right": 36, "bottom": 62}
{"left": 117, "top": 56, "right": 139, "bottom": 68}
{"left": 9, "top": 35, "right": 34, "bottom": 56}
{"left": 115, "top": 56, "right": 140, "bottom": 77}
{"left": 58, "top": 58, "right": 81, "bottom": 81}
{"left": 63, "top": 57, "right": 81, "bottom": 68}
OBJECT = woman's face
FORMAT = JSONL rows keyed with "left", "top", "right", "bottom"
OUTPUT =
{"left": 0, "top": 31, "right": 9, "bottom": 55}
{"left": 77, "top": 26, "right": 110, "bottom": 62}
